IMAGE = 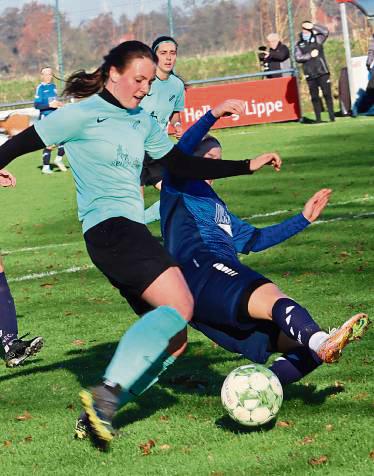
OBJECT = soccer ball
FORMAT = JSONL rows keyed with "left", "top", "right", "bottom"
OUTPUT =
{"left": 221, "top": 364, "right": 283, "bottom": 427}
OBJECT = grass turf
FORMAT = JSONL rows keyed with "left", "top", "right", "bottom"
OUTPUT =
{"left": 0, "top": 114, "right": 373, "bottom": 475}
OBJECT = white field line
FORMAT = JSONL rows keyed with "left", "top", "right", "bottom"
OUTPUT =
{"left": 243, "top": 195, "right": 374, "bottom": 221}
{"left": 1, "top": 241, "right": 81, "bottom": 255}
{"left": 7, "top": 210, "right": 374, "bottom": 284}
{"left": 7, "top": 264, "right": 94, "bottom": 283}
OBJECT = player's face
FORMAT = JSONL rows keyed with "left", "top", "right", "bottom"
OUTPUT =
{"left": 111, "top": 57, "right": 156, "bottom": 109}
{"left": 204, "top": 146, "right": 222, "bottom": 186}
{"left": 41, "top": 68, "right": 53, "bottom": 84}
{"left": 156, "top": 42, "right": 177, "bottom": 75}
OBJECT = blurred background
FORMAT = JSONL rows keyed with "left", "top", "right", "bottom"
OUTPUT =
{"left": 0, "top": 0, "right": 371, "bottom": 107}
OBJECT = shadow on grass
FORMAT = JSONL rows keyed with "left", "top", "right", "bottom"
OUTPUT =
{"left": 0, "top": 340, "right": 347, "bottom": 430}
{"left": 215, "top": 414, "right": 277, "bottom": 434}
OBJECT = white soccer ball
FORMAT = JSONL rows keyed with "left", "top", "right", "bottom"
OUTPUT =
{"left": 221, "top": 364, "right": 283, "bottom": 427}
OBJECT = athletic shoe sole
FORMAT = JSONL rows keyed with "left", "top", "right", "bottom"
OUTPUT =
{"left": 6, "top": 337, "right": 44, "bottom": 368}
{"left": 317, "top": 313, "right": 370, "bottom": 363}
{"left": 79, "top": 390, "right": 114, "bottom": 443}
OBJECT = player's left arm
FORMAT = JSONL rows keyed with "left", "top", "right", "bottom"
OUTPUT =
{"left": 234, "top": 189, "right": 332, "bottom": 253}
{"left": 170, "top": 111, "right": 183, "bottom": 139}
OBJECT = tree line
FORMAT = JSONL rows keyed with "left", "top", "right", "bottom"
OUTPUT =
{"left": 0, "top": 0, "right": 369, "bottom": 77}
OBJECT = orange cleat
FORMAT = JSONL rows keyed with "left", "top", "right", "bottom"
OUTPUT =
{"left": 316, "top": 313, "right": 370, "bottom": 363}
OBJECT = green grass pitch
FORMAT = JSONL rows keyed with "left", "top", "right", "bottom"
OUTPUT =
{"left": 0, "top": 115, "right": 373, "bottom": 475}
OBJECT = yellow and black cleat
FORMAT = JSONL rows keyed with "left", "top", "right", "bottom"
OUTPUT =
{"left": 79, "top": 390, "right": 115, "bottom": 444}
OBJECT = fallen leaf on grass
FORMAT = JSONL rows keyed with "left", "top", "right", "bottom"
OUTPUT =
{"left": 139, "top": 439, "right": 155, "bottom": 456}
{"left": 325, "top": 424, "right": 333, "bottom": 431}
{"left": 334, "top": 380, "right": 345, "bottom": 389}
{"left": 369, "top": 450, "right": 374, "bottom": 460}
{"left": 309, "top": 455, "right": 328, "bottom": 466}
{"left": 159, "top": 444, "right": 171, "bottom": 450}
{"left": 3, "top": 440, "right": 12, "bottom": 447}
{"left": 66, "top": 403, "right": 75, "bottom": 410}
{"left": 298, "top": 436, "right": 315, "bottom": 445}
{"left": 276, "top": 420, "right": 293, "bottom": 428}
{"left": 40, "top": 283, "right": 54, "bottom": 288}
{"left": 353, "top": 392, "right": 368, "bottom": 400}
{"left": 159, "top": 415, "right": 169, "bottom": 422}
{"left": 15, "top": 411, "right": 32, "bottom": 421}
{"left": 210, "top": 472, "right": 224, "bottom": 476}
{"left": 72, "top": 339, "right": 85, "bottom": 346}
{"left": 24, "top": 435, "right": 32, "bottom": 443}
{"left": 187, "top": 414, "right": 197, "bottom": 420}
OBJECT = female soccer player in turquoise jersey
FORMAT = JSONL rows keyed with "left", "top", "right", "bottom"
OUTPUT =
{"left": 140, "top": 36, "right": 185, "bottom": 190}
{"left": 0, "top": 41, "right": 281, "bottom": 448}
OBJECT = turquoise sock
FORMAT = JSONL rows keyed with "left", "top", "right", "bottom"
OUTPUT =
{"left": 144, "top": 200, "right": 160, "bottom": 224}
{"left": 104, "top": 306, "right": 186, "bottom": 390}
{"left": 119, "top": 353, "right": 176, "bottom": 406}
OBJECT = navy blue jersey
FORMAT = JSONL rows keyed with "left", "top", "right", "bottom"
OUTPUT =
{"left": 34, "top": 82, "right": 58, "bottom": 118}
{"left": 160, "top": 110, "right": 310, "bottom": 266}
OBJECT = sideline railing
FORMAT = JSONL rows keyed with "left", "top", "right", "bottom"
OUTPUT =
{"left": 0, "top": 68, "right": 297, "bottom": 110}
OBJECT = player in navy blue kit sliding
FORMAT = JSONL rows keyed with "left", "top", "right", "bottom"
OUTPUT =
{"left": 34, "top": 67, "right": 66, "bottom": 174}
{"left": 160, "top": 101, "right": 369, "bottom": 387}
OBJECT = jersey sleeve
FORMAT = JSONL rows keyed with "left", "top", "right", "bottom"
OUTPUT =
{"left": 249, "top": 213, "right": 310, "bottom": 253}
{"left": 34, "top": 103, "right": 86, "bottom": 146}
{"left": 144, "top": 116, "right": 174, "bottom": 159}
{"left": 174, "top": 81, "right": 185, "bottom": 112}
{"left": 177, "top": 110, "right": 217, "bottom": 155}
{"left": 34, "top": 84, "right": 48, "bottom": 110}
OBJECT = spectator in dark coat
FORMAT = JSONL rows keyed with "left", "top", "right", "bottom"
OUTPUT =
{"left": 295, "top": 22, "right": 335, "bottom": 122}
{"left": 265, "top": 33, "right": 290, "bottom": 79}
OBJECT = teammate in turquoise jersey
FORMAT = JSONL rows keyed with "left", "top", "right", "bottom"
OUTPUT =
{"left": 141, "top": 36, "right": 185, "bottom": 191}
{"left": 0, "top": 41, "right": 281, "bottom": 448}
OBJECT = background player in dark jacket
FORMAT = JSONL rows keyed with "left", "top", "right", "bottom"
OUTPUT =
{"left": 34, "top": 67, "right": 66, "bottom": 174}
{"left": 265, "top": 33, "right": 290, "bottom": 78}
{"left": 295, "top": 22, "right": 335, "bottom": 122}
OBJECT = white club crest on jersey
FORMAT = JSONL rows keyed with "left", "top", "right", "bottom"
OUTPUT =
{"left": 215, "top": 203, "right": 232, "bottom": 236}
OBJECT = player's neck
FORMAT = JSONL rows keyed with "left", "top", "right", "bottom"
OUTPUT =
{"left": 156, "top": 69, "right": 170, "bottom": 81}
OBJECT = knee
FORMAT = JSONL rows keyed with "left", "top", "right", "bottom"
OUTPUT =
{"left": 174, "top": 291, "right": 194, "bottom": 323}
{"left": 168, "top": 328, "right": 188, "bottom": 357}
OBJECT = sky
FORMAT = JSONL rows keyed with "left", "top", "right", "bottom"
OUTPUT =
{"left": 0, "top": 0, "right": 183, "bottom": 24}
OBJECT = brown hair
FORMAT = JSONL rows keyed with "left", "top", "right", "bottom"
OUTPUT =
{"left": 63, "top": 41, "right": 157, "bottom": 99}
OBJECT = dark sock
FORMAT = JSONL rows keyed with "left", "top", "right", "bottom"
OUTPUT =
{"left": 57, "top": 146, "right": 65, "bottom": 157}
{"left": 92, "top": 384, "right": 120, "bottom": 420}
{"left": 0, "top": 272, "right": 18, "bottom": 350}
{"left": 271, "top": 298, "right": 321, "bottom": 347}
{"left": 42, "top": 149, "right": 51, "bottom": 166}
{"left": 270, "top": 347, "right": 322, "bottom": 385}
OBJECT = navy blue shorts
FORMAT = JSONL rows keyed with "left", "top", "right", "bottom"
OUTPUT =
{"left": 182, "top": 254, "right": 278, "bottom": 364}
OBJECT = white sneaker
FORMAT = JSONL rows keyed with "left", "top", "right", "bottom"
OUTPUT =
{"left": 54, "top": 158, "right": 67, "bottom": 172}
{"left": 42, "top": 166, "right": 53, "bottom": 174}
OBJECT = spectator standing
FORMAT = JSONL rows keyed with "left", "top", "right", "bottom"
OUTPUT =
{"left": 366, "top": 33, "right": 374, "bottom": 74}
{"left": 34, "top": 67, "right": 67, "bottom": 174}
{"left": 295, "top": 22, "right": 335, "bottom": 123}
{"left": 265, "top": 33, "right": 290, "bottom": 78}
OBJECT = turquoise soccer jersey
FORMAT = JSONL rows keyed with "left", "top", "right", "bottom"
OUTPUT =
{"left": 140, "top": 74, "right": 185, "bottom": 131}
{"left": 34, "top": 94, "right": 173, "bottom": 233}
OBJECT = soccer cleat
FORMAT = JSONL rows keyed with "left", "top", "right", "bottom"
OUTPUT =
{"left": 74, "top": 412, "right": 90, "bottom": 440}
{"left": 42, "top": 166, "right": 53, "bottom": 174}
{"left": 316, "top": 313, "right": 370, "bottom": 363}
{"left": 79, "top": 388, "right": 116, "bottom": 444}
{"left": 53, "top": 158, "right": 67, "bottom": 172}
{"left": 5, "top": 334, "right": 44, "bottom": 367}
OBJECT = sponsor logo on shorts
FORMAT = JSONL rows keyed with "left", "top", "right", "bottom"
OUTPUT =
{"left": 212, "top": 262, "right": 238, "bottom": 277}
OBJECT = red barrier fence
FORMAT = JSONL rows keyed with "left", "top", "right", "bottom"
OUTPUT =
{"left": 175, "top": 76, "right": 301, "bottom": 131}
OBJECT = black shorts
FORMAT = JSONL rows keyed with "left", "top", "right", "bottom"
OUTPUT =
{"left": 84, "top": 217, "right": 177, "bottom": 315}
{"left": 140, "top": 153, "right": 164, "bottom": 187}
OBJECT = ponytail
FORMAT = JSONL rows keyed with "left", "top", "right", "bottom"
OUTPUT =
{"left": 63, "top": 40, "right": 157, "bottom": 99}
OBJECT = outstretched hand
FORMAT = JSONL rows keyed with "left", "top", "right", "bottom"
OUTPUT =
{"left": 302, "top": 188, "right": 332, "bottom": 222}
{"left": 249, "top": 152, "right": 282, "bottom": 172}
{"left": 0, "top": 169, "right": 16, "bottom": 187}
{"left": 211, "top": 99, "right": 246, "bottom": 119}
